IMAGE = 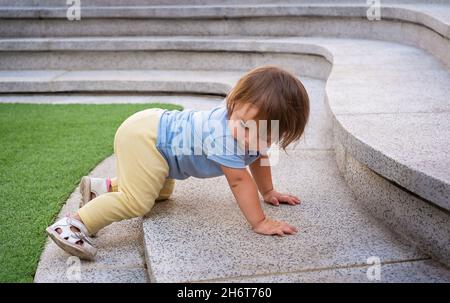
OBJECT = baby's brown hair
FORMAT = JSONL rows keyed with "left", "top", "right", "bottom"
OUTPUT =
{"left": 226, "top": 65, "right": 310, "bottom": 151}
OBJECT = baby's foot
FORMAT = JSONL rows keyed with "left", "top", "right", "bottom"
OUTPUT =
{"left": 79, "top": 176, "right": 111, "bottom": 208}
{"left": 46, "top": 215, "right": 97, "bottom": 261}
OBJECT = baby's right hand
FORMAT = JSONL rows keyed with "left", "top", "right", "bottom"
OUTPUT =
{"left": 252, "top": 217, "right": 298, "bottom": 236}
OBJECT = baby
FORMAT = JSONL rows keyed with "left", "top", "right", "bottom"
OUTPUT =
{"left": 46, "top": 65, "right": 310, "bottom": 260}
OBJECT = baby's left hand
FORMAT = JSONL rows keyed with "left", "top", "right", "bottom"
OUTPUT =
{"left": 262, "top": 189, "right": 301, "bottom": 206}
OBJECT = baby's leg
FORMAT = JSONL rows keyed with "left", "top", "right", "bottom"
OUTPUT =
{"left": 109, "top": 177, "right": 175, "bottom": 201}
{"left": 77, "top": 108, "right": 168, "bottom": 235}
{"left": 108, "top": 176, "right": 174, "bottom": 202}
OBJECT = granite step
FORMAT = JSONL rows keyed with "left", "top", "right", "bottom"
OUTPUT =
{"left": 0, "top": 69, "right": 242, "bottom": 94}
{"left": 142, "top": 149, "right": 450, "bottom": 282}
{"left": 0, "top": 1, "right": 448, "bottom": 47}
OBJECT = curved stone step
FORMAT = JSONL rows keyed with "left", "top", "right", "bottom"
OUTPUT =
{"left": 0, "top": 2, "right": 448, "bottom": 41}
{"left": 0, "top": 42, "right": 330, "bottom": 78}
{"left": 0, "top": 70, "right": 238, "bottom": 94}
{"left": 0, "top": 2, "right": 448, "bottom": 74}
{"left": 0, "top": 1, "right": 448, "bottom": 35}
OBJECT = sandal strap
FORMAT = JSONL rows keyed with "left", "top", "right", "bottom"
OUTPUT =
{"left": 50, "top": 216, "right": 93, "bottom": 244}
{"left": 73, "top": 231, "right": 94, "bottom": 246}
{"left": 65, "top": 216, "right": 91, "bottom": 236}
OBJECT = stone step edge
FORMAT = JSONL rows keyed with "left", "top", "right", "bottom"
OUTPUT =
{"left": 0, "top": 3, "right": 448, "bottom": 38}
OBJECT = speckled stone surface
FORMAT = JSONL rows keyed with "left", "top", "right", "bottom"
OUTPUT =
{"left": 35, "top": 267, "right": 148, "bottom": 283}
{"left": 334, "top": 138, "right": 450, "bottom": 267}
{"left": 217, "top": 260, "right": 450, "bottom": 283}
{"left": 0, "top": 51, "right": 328, "bottom": 80}
{"left": 0, "top": 69, "right": 235, "bottom": 94}
{"left": 322, "top": 37, "right": 450, "bottom": 210}
{"left": 142, "top": 150, "right": 441, "bottom": 283}
{"left": 0, "top": 2, "right": 448, "bottom": 39}
{"left": 334, "top": 113, "right": 450, "bottom": 210}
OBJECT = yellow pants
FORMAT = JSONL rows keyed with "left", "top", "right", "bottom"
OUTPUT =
{"left": 78, "top": 108, "right": 175, "bottom": 234}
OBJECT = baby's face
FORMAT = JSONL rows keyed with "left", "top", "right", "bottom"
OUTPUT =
{"left": 228, "top": 103, "right": 272, "bottom": 154}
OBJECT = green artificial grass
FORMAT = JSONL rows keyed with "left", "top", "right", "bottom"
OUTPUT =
{"left": 0, "top": 103, "right": 183, "bottom": 282}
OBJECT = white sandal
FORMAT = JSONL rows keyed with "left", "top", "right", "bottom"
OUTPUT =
{"left": 79, "top": 176, "right": 111, "bottom": 208}
{"left": 46, "top": 216, "right": 97, "bottom": 261}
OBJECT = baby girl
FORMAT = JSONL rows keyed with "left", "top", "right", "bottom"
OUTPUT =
{"left": 46, "top": 65, "right": 310, "bottom": 260}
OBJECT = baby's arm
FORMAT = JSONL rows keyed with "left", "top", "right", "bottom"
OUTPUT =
{"left": 249, "top": 155, "right": 301, "bottom": 206}
{"left": 248, "top": 155, "right": 274, "bottom": 197}
{"left": 220, "top": 165, "right": 298, "bottom": 236}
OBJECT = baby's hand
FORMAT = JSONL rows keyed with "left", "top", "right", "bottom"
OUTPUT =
{"left": 263, "top": 189, "right": 301, "bottom": 206}
{"left": 252, "top": 217, "right": 298, "bottom": 236}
